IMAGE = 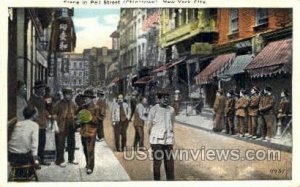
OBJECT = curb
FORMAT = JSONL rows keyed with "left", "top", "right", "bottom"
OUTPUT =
{"left": 176, "top": 120, "right": 292, "bottom": 153}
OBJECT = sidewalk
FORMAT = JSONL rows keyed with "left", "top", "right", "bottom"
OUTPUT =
{"left": 36, "top": 133, "right": 130, "bottom": 182}
{"left": 175, "top": 108, "right": 292, "bottom": 152}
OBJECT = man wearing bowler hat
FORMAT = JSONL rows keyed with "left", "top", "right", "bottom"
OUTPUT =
{"left": 148, "top": 90, "right": 175, "bottom": 180}
{"left": 235, "top": 89, "right": 249, "bottom": 137}
{"left": 258, "top": 86, "right": 275, "bottom": 141}
{"left": 28, "top": 80, "right": 51, "bottom": 166}
{"left": 77, "top": 89, "right": 98, "bottom": 174}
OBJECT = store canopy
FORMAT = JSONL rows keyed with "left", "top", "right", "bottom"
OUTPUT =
{"left": 134, "top": 76, "right": 154, "bottom": 84}
{"left": 221, "top": 54, "right": 254, "bottom": 76}
{"left": 152, "top": 56, "right": 186, "bottom": 73}
{"left": 245, "top": 38, "right": 292, "bottom": 78}
{"left": 196, "top": 53, "right": 236, "bottom": 84}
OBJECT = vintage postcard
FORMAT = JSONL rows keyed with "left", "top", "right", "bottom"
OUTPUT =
{"left": 1, "top": 0, "right": 299, "bottom": 186}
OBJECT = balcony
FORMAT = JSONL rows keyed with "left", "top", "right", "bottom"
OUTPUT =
{"left": 161, "top": 17, "right": 217, "bottom": 47}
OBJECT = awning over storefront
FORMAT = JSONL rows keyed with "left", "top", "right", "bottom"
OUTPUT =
{"left": 245, "top": 38, "right": 292, "bottom": 78}
{"left": 134, "top": 76, "right": 154, "bottom": 84}
{"left": 152, "top": 57, "right": 186, "bottom": 73}
{"left": 196, "top": 53, "right": 236, "bottom": 84}
{"left": 221, "top": 54, "right": 254, "bottom": 76}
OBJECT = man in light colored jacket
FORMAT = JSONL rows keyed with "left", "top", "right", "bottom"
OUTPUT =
{"left": 112, "top": 94, "right": 131, "bottom": 152}
{"left": 148, "top": 90, "right": 175, "bottom": 181}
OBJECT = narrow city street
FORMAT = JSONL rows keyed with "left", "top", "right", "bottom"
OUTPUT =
{"left": 103, "top": 110, "right": 292, "bottom": 180}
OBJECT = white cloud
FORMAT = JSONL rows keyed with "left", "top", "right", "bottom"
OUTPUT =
{"left": 73, "top": 16, "right": 116, "bottom": 53}
{"left": 103, "top": 14, "right": 119, "bottom": 25}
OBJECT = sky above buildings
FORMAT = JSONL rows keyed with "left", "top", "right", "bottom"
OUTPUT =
{"left": 73, "top": 8, "right": 120, "bottom": 53}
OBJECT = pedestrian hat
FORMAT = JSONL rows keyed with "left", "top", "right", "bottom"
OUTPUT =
{"left": 252, "top": 86, "right": 260, "bottom": 94}
{"left": 157, "top": 90, "right": 170, "bottom": 99}
{"left": 265, "top": 86, "right": 272, "bottom": 92}
{"left": 62, "top": 87, "right": 73, "bottom": 95}
{"left": 97, "top": 90, "right": 104, "bottom": 95}
{"left": 118, "top": 94, "right": 124, "bottom": 100}
{"left": 23, "top": 106, "right": 37, "bottom": 119}
{"left": 282, "top": 89, "right": 289, "bottom": 96}
{"left": 217, "top": 88, "right": 224, "bottom": 95}
{"left": 78, "top": 109, "right": 93, "bottom": 123}
{"left": 82, "top": 89, "right": 95, "bottom": 98}
{"left": 33, "top": 80, "right": 46, "bottom": 89}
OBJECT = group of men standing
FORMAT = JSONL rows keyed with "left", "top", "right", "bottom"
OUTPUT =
{"left": 213, "top": 86, "right": 291, "bottom": 141}
{"left": 9, "top": 80, "right": 107, "bottom": 175}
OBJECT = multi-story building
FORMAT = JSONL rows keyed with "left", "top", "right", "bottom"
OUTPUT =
{"left": 157, "top": 8, "right": 218, "bottom": 99}
{"left": 195, "top": 8, "right": 292, "bottom": 106}
{"left": 57, "top": 53, "right": 89, "bottom": 90}
{"left": 8, "top": 8, "right": 76, "bottom": 120}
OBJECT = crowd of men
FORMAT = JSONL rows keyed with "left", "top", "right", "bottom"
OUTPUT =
{"left": 212, "top": 86, "right": 291, "bottom": 142}
{"left": 8, "top": 80, "right": 176, "bottom": 180}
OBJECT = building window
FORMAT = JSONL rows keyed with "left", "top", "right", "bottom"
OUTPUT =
{"left": 230, "top": 9, "right": 238, "bottom": 33}
{"left": 79, "top": 79, "right": 82, "bottom": 85}
{"left": 79, "top": 71, "right": 82, "bottom": 76}
{"left": 61, "top": 8, "right": 69, "bottom": 18}
{"left": 256, "top": 9, "right": 268, "bottom": 26}
{"left": 74, "top": 62, "right": 77, "bottom": 68}
{"left": 80, "top": 62, "right": 83, "bottom": 68}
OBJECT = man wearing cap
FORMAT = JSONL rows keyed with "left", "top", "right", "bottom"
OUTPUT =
{"left": 95, "top": 90, "right": 106, "bottom": 142}
{"left": 258, "top": 86, "right": 275, "bottom": 141}
{"left": 78, "top": 89, "right": 98, "bottom": 174}
{"left": 247, "top": 86, "right": 260, "bottom": 139}
{"left": 52, "top": 88, "right": 78, "bottom": 167}
{"left": 27, "top": 80, "right": 51, "bottom": 166}
{"left": 235, "top": 89, "right": 249, "bottom": 137}
{"left": 213, "top": 89, "right": 226, "bottom": 132}
{"left": 277, "top": 89, "right": 291, "bottom": 133}
{"left": 148, "top": 90, "right": 175, "bottom": 180}
{"left": 224, "top": 90, "right": 235, "bottom": 135}
{"left": 112, "top": 94, "right": 131, "bottom": 152}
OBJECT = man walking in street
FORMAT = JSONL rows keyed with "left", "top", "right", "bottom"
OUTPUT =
{"left": 148, "top": 90, "right": 175, "bottom": 181}
{"left": 112, "top": 94, "right": 131, "bottom": 152}
{"left": 28, "top": 80, "right": 51, "bottom": 166}
{"left": 78, "top": 89, "right": 98, "bottom": 174}
{"left": 133, "top": 97, "right": 149, "bottom": 150}
{"left": 235, "top": 89, "right": 249, "bottom": 137}
{"left": 248, "top": 86, "right": 260, "bottom": 139}
{"left": 224, "top": 90, "right": 235, "bottom": 135}
{"left": 213, "top": 89, "right": 226, "bottom": 132}
{"left": 258, "top": 86, "right": 275, "bottom": 141}
{"left": 95, "top": 90, "right": 106, "bottom": 142}
{"left": 52, "top": 87, "right": 78, "bottom": 167}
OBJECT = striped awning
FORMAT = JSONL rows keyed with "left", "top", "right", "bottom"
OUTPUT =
{"left": 245, "top": 38, "right": 292, "bottom": 78}
{"left": 196, "top": 53, "right": 236, "bottom": 84}
{"left": 222, "top": 54, "right": 254, "bottom": 75}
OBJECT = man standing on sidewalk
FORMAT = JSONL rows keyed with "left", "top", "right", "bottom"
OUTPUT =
{"left": 258, "top": 86, "right": 275, "bottom": 142}
{"left": 53, "top": 87, "right": 78, "bottom": 167}
{"left": 235, "top": 89, "right": 249, "bottom": 137}
{"left": 213, "top": 89, "right": 226, "bottom": 132}
{"left": 28, "top": 80, "right": 51, "bottom": 166}
{"left": 277, "top": 89, "right": 291, "bottom": 132}
{"left": 248, "top": 86, "right": 260, "bottom": 139}
{"left": 95, "top": 90, "right": 106, "bottom": 142}
{"left": 224, "top": 90, "right": 235, "bottom": 135}
{"left": 148, "top": 91, "right": 175, "bottom": 181}
{"left": 112, "top": 94, "right": 131, "bottom": 152}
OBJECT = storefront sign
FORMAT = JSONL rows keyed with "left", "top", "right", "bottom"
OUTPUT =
{"left": 191, "top": 42, "right": 212, "bottom": 55}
